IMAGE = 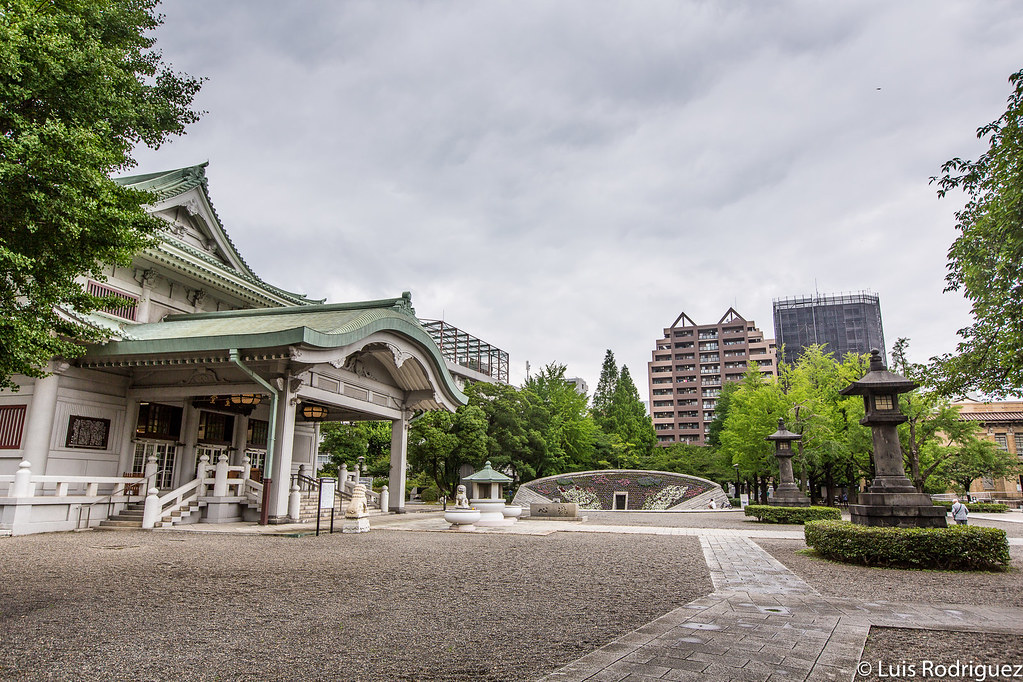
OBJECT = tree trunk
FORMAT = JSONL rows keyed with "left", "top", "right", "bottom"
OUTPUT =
{"left": 824, "top": 466, "right": 835, "bottom": 506}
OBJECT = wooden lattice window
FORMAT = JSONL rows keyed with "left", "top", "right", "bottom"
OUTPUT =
{"left": 87, "top": 280, "right": 139, "bottom": 321}
{"left": 197, "top": 411, "right": 234, "bottom": 445}
{"left": 0, "top": 405, "right": 27, "bottom": 449}
{"left": 247, "top": 419, "right": 269, "bottom": 448}
{"left": 135, "top": 403, "right": 183, "bottom": 441}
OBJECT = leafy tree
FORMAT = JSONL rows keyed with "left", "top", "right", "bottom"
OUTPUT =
{"left": 523, "top": 363, "right": 597, "bottom": 473}
{"left": 719, "top": 370, "right": 788, "bottom": 501}
{"left": 318, "top": 421, "right": 392, "bottom": 477}
{"left": 705, "top": 380, "right": 740, "bottom": 448}
{"left": 407, "top": 410, "right": 458, "bottom": 497}
{"left": 0, "top": 0, "right": 203, "bottom": 391}
{"left": 888, "top": 339, "right": 978, "bottom": 493}
{"left": 930, "top": 68, "right": 1023, "bottom": 398}
{"left": 782, "top": 346, "right": 863, "bottom": 504}
{"left": 645, "top": 443, "right": 732, "bottom": 484}
{"left": 939, "top": 436, "right": 1020, "bottom": 496}
{"left": 464, "top": 381, "right": 549, "bottom": 482}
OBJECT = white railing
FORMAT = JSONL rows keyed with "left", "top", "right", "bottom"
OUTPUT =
{"left": 243, "top": 478, "right": 263, "bottom": 507}
{"left": 146, "top": 477, "right": 202, "bottom": 528}
{"left": 2, "top": 461, "right": 149, "bottom": 499}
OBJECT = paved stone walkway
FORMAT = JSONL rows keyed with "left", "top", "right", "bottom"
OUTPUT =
{"left": 156, "top": 512, "right": 1023, "bottom": 681}
{"left": 539, "top": 527, "right": 1023, "bottom": 682}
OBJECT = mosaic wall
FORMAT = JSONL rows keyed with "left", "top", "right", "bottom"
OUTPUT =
{"left": 518, "top": 470, "right": 717, "bottom": 510}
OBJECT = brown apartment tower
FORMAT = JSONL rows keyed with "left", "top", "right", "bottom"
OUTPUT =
{"left": 647, "top": 308, "right": 777, "bottom": 446}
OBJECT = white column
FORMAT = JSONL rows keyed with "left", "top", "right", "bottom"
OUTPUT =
{"left": 117, "top": 399, "right": 142, "bottom": 475}
{"left": 232, "top": 415, "right": 249, "bottom": 466}
{"left": 178, "top": 402, "right": 200, "bottom": 488}
{"left": 388, "top": 413, "right": 409, "bottom": 513}
{"left": 266, "top": 385, "right": 298, "bottom": 521}
{"left": 21, "top": 363, "right": 67, "bottom": 476}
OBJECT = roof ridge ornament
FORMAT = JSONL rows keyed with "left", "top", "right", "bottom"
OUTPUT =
{"left": 393, "top": 291, "right": 416, "bottom": 316}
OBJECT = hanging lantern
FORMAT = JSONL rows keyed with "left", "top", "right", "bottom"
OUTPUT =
{"left": 301, "top": 404, "right": 328, "bottom": 421}
{"left": 229, "top": 394, "right": 261, "bottom": 406}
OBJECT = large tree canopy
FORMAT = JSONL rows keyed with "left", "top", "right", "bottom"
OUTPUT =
{"left": 930, "top": 68, "right": 1023, "bottom": 398}
{"left": 0, "top": 0, "right": 202, "bottom": 390}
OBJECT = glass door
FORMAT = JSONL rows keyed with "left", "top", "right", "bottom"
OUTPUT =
{"left": 195, "top": 445, "right": 228, "bottom": 477}
{"left": 132, "top": 441, "right": 177, "bottom": 490}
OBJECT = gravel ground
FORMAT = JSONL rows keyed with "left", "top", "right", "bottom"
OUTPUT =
{"left": 755, "top": 539, "right": 1023, "bottom": 606}
{"left": 0, "top": 529, "right": 710, "bottom": 682}
{"left": 858, "top": 628, "right": 1023, "bottom": 681}
{"left": 584, "top": 509, "right": 806, "bottom": 531}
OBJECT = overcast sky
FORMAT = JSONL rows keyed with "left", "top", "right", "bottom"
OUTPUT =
{"left": 131, "top": 1, "right": 1023, "bottom": 393}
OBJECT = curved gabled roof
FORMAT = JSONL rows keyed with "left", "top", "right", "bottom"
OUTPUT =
{"left": 114, "top": 162, "right": 320, "bottom": 307}
{"left": 82, "top": 294, "right": 468, "bottom": 409}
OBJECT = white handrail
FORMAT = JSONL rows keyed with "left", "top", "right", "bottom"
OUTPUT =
{"left": 3, "top": 474, "right": 148, "bottom": 498}
{"left": 153, "top": 478, "right": 202, "bottom": 525}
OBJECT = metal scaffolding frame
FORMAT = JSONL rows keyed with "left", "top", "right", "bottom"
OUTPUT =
{"left": 420, "top": 319, "right": 509, "bottom": 384}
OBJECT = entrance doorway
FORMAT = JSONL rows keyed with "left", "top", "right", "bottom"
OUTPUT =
{"left": 613, "top": 492, "right": 628, "bottom": 510}
{"left": 195, "top": 445, "right": 228, "bottom": 476}
{"left": 132, "top": 441, "right": 176, "bottom": 490}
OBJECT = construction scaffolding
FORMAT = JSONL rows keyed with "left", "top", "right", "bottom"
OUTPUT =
{"left": 420, "top": 320, "right": 510, "bottom": 384}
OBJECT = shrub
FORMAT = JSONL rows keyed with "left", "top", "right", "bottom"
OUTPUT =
{"left": 419, "top": 486, "right": 440, "bottom": 503}
{"left": 744, "top": 505, "right": 841, "bottom": 524}
{"left": 934, "top": 501, "right": 1009, "bottom": 513}
{"left": 728, "top": 497, "right": 740, "bottom": 508}
{"left": 804, "top": 520, "right": 1010, "bottom": 571}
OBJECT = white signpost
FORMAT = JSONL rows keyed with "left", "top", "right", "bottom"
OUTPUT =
{"left": 317, "top": 477, "right": 337, "bottom": 535}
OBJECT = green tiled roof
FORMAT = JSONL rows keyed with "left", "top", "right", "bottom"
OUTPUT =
{"left": 464, "top": 461, "right": 513, "bottom": 484}
{"left": 84, "top": 295, "right": 467, "bottom": 406}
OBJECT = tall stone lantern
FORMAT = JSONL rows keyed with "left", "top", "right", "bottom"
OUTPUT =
{"left": 840, "top": 349, "right": 946, "bottom": 528}
{"left": 766, "top": 419, "right": 809, "bottom": 507}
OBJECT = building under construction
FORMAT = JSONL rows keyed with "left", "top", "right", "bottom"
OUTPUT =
{"left": 772, "top": 291, "right": 885, "bottom": 366}
{"left": 420, "top": 319, "right": 510, "bottom": 384}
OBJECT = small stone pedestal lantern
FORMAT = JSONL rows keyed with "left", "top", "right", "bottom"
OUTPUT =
{"left": 767, "top": 419, "right": 809, "bottom": 507}
{"left": 840, "top": 350, "right": 946, "bottom": 528}
{"left": 464, "top": 461, "right": 517, "bottom": 526}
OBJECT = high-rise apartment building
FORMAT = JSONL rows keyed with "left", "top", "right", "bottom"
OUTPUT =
{"left": 647, "top": 308, "right": 777, "bottom": 446}
{"left": 772, "top": 292, "right": 885, "bottom": 366}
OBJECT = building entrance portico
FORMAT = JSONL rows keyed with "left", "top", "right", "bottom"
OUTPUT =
{"left": 0, "top": 164, "right": 479, "bottom": 535}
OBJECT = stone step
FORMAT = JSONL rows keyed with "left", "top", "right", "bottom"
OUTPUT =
{"left": 97, "top": 519, "right": 143, "bottom": 529}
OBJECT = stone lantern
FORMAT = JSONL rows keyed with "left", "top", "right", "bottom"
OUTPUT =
{"left": 839, "top": 349, "right": 946, "bottom": 528}
{"left": 463, "top": 461, "right": 515, "bottom": 526}
{"left": 766, "top": 418, "right": 809, "bottom": 507}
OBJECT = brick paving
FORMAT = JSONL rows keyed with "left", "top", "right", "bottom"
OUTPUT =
{"left": 537, "top": 524, "right": 1023, "bottom": 682}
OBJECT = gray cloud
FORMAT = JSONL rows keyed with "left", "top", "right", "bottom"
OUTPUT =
{"left": 133, "top": 0, "right": 1023, "bottom": 390}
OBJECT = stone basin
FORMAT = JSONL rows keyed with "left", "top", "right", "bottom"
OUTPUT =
{"left": 444, "top": 508, "right": 480, "bottom": 531}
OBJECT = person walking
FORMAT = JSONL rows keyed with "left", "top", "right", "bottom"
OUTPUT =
{"left": 951, "top": 498, "right": 969, "bottom": 525}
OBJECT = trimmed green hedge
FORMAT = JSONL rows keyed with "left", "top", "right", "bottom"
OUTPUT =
{"left": 934, "top": 501, "right": 1009, "bottom": 513}
{"left": 804, "top": 520, "right": 1010, "bottom": 571}
{"left": 744, "top": 505, "right": 841, "bottom": 524}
